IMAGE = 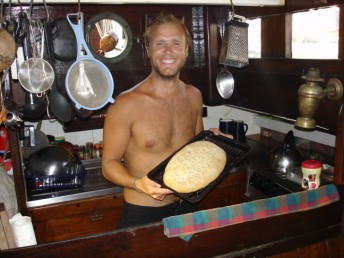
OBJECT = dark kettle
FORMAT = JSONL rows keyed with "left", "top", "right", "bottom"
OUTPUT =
{"left": 268, "top": 130, "right": 303, "bottom": 173}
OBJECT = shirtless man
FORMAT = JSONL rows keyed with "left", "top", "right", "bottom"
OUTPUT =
{"left": 102, "top": 14, "right": 204, "bottom": 228}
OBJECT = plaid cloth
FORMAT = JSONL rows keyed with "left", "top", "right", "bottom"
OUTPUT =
{"left": 162, "top": 184, "right": 340, "bottom": 241}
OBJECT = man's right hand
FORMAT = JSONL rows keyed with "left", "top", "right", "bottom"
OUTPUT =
{"left": 134, "top": 176, "right": 173, "bottom": 201}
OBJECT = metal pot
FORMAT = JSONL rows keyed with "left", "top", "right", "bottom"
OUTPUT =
{"left": 268, "top": 130, "right": 303, "bottom": 174}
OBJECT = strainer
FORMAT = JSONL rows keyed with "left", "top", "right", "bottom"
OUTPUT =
{"left": 18, "top": 57, "right": 54, "bottom": 94}
{"left": 66, "top": 12, "right": 114, "bottom": 110}
{"left": 18, "top": 0, "right": 54, "bottom": 95}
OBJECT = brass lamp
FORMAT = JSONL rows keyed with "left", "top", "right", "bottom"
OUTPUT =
{"left": 295, "top": 68, "right": 343, "bottom": 129}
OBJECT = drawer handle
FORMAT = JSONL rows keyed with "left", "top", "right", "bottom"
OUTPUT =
{"left": 89, "top": 212, "right": 104, "bottom": 222}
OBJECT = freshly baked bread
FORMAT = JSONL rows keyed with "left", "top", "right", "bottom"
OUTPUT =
{"left": 163, "top": 140, "right": 227, "bottom": 193}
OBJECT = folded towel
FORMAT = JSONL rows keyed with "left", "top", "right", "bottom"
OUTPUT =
{"left": 162, "top": 184, "right": 340, "bottom": 241}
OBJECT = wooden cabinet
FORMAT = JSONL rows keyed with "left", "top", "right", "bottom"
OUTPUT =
{"left": 197, "top": 170, "right": 247, "bottom": 210}
{"left": 27, "top": 170, "right": 246, "bottom": 244}
{"left": 28, "top": 193, "right": 123, "bottom": 244}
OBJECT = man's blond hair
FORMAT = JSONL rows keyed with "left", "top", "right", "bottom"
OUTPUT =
{"left": 144, "top": 13, "right": 191, "bottom": 47}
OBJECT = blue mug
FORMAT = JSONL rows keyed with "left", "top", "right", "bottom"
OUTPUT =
{"left": 219, "top": 119, "right": 248, "bottom": 142}
{"left": 219, "top": 119, "right": 234, "bottom": 135}
{"left": 233, "top": 120, "right": 248, "bottom": 142}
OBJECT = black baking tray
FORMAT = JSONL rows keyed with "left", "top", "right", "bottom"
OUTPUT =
{"left": 147, "top": 130, "right": 251, "bottom": 203}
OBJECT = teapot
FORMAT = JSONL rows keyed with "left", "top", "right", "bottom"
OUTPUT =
{"left": 268, "top": 130, "right": 303, "bottom": 174}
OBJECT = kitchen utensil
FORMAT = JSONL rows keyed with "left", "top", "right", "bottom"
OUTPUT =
{"left": 20, "top": 91, "right": 47, "bottom": 121}
{"left": 17, "top": 9, "right": 54, "bottom": 95}
{"left": 66, "top": 12, "right": 114, "bottom": 111}
{"left": 18, "top": 57, "right": 54, "bottom": 94}
{"left": 22, "top": 127, "right": 50, "bottom": 158}
{"left": 216, "top": 67, "right": 235, "bottom": 99}
{"left": 148, "top": 130, "right": 251, "bottom": 203}
{"left": 268, "top": 130, "right": 303, "bottom": 175}
{"left": 51, "top": 18, "right": 77, "bottom": 61}
{"left": 218, "top": 12, "right": 249, "bottom": 68}
{"left": 26, "top": 145, "right": 82, "bottom": 177}
{"left": 44, "top": 18, "right": 72, "bottom": 123}
{"left": 0, "top": 68, "right": 23, "bottom": 127}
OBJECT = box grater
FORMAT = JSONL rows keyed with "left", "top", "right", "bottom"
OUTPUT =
{"left": 219, "top": 15, "right": 249, "bottom": 68}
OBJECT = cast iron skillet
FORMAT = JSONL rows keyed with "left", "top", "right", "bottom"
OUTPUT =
{"left": 51, "top": 18, "right": 77, "bottom": 61}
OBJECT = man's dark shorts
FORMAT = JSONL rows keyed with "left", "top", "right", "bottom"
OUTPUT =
{"left": 117, "top": 200, "right": 197, "bottom": 229}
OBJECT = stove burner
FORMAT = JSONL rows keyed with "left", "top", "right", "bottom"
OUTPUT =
{"left": 249, "top": 171, "right": 290, "bottom": 197}
{"left": 246, "top": 164, "right": 302, "bottom": 200}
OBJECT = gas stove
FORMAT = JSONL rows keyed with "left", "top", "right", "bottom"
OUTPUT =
{"left": 245, "top": 163, "right": 303, "bottom": 200}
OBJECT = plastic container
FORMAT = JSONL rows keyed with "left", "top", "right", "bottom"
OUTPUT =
{"left": 301, "top": 159, "right": 322, "bottom": 190}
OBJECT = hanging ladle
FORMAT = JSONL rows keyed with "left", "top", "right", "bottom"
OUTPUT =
{"left": 216, "top": 66, "right": 235, "bottom": 99}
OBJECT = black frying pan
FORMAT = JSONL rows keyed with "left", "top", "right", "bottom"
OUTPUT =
{"left": 51, "top": 18, "right": 77, "bottom": 61}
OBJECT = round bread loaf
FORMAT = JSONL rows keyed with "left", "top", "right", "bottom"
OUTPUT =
{"left": 163, "top": 140, "right": 227, "bottom": 193}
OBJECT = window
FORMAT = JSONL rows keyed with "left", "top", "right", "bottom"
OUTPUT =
{"left": 292, "top": 6, "right": 339, "bottom": 59}
{"left": 247, "top": 18, "right": 261, "bottom": 58}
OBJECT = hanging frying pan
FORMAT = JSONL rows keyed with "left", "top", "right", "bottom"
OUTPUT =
{"left": 65, "top": 12, "right": 114, "bottom": 111}
{"left": 51, "top": 18, "right": 77, "bottom": 61}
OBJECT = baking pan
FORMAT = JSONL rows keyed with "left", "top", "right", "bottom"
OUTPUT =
{"left": 147, "top": 130, "right": 251, "bottom": 203}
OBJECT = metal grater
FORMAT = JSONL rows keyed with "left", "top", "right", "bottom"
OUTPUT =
{"left": 219, "top": 15, "right": 249, "bottom": 68}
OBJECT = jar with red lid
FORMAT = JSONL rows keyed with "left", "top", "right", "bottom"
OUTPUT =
{"left": 301, "top": 160, "right": 322, "bottom": 190}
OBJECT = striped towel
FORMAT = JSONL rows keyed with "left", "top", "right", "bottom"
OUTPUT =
{"left": 162, "top": 184, "right": 340, "bottom": 241}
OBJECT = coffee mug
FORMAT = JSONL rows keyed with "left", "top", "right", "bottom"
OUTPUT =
{"left": 219, "top": 119, "right": 234, "bottom": 135}
{"left": 232, "top": 120, "right": 248, "bottom": 142}
{"left": 219, "top": 118, "right": 248, "bottom": 142}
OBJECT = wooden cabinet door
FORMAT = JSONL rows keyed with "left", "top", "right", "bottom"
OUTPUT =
{"left": 28, "top": 193, "right": 124, "bottom": 244}
{"left": 197, "top": 170, "right": 247, "bottom": 211}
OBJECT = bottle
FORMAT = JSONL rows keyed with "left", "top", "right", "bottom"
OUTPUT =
{"left": 93, "top": 143, "right": 101, "bottom": 158}
{"left": 54, "top": 136, "right": 65, "bottom": 145}
{"left": 78, "top": 145, "right": 86, "bottom": 160}
{"left": 85, "top": 142, "right": 94, "bottom": 159}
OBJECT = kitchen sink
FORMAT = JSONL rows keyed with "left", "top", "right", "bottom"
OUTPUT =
{"left": 25, "top": 158, "right": 122, "bottom": 208}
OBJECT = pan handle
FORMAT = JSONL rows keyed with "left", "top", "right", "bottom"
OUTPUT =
{"left": 66, "top": 12, "right": 93, "bottom": 60}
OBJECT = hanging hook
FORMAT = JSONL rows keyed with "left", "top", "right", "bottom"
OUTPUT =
{"left": 230, "top": 0, "right": 235, "bottom": 19}
{"left": 18, "top": 0, "right": 23, "bottom": 13}
{"left": 77, "top": 0, "right": 81, "bottom": 20}
{"left": 43, "top": 0, "right": 48, "bottom": 21}
{"left": 29, "top": 0, "right": 33, "bottom": 21}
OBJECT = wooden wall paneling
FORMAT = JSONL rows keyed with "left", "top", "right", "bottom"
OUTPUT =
{"left": 339, "top": 5, "right": 344, "bottom": 60}
{"left": 334, "top": 102, "right": 344, "bottom": 184}
{"left": 261, "top": 14, "right": 287, "bottom": 58}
